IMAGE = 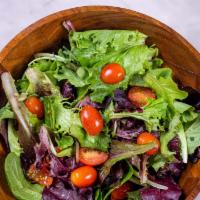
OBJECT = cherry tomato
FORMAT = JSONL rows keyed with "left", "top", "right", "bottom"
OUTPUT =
{"left": 80, "top": 105, "right": 104, "bottom": 136}
{"left": 25, "top": 96, "right": 44, "bottom": 118}
{"left": 137, "top": 132, "right": 160, "bottom": 155}
{"left": 128, "top": 86, "right": 156, "bottom": 107}
{"left": 56, "top": 146, "right": 62, "bottom": 153}
{"left": 100, "top": 63, "right": 125, "bottom": 84}
{"left": 71, "top": 166, "right": 97, "bottom": 188}
{"left": 28, "top": 164, "right": 53, "bottom": 186}
{"left": 79, "top": 148, "right": 109, "bottom": 166}
{"left": 111, "top": 182, "right": 132, "bottom": 200}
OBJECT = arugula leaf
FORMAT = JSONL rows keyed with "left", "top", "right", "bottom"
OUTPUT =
{"left": 8, "top": 120, "right": 23, "bottom": 156}
{"left": 111, "top": 98, "right": 168, "bottom": 131}
{"left": 0, "top": 105, "right": 15, "bottom": 120}
{"left": 144, "top": 68, "right": 188, "bottom": 108}
{"left": 70, "top": 125, "right": 110, "bottom": 152}
{"left": 5, "top": 153, "right": 43, "bottom": 200}
{"left": 186, "top": 115, "right": 200, "bottom": 154}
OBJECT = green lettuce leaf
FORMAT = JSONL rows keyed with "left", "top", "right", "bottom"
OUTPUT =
{"left": 89, "top": 45, "right": 157, "bottom": 102}
{"left": 110, "top": 98, "right": 168, "bottom": 131}
{"left": 25, "top": 68, "right": 60, "bottom": 96}
{"left": 70, "top": 125, "right": 110, "bottom": 152}
{"left": 0, "top": 105, "right": 15, "bottom": 120}
{"left": 186, "top": 115, "right": 200, "bottom": 154}
{"left": 70, "top": 30, "right": 147, "bottom": 66}
{"left": 8, "top": 120, "right": 23, "bottom": 156}
{"left": 54, "top": 66, "right": 86, "bottom": 87}
{"left": 5, "top": 153, "right": 43, "bottom": 200}
{"left": 95, "top": 188, "right": 103, "bottom": 200}
{"left": 43, "top": 96, "right": 81, "bottom": 135}
{"left": 144, "top": 68, "right": 188, "bottom": 108}
{"left": 128, "top": 191, "right": 142, "bottom": 200}
{"left": 160, "top": 114, "right": 188, "bottom": 163}
{"left": 174, "top": 101, "right": 198, "bottom": 123}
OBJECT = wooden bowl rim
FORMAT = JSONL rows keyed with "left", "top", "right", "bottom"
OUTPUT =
{"left": 0, "top": 5, "right": 200, "bottom": 67}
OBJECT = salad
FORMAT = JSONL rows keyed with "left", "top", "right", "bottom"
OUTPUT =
{"left": 0, "top": 21, "right": 200, "bottom": 200}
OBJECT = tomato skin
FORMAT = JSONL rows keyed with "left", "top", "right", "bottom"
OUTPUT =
{"left": 25, "top": 96, "right": 44, "bottom": 118}
{"left": 80, "top": 105, "right": 104, "bottom": 136}
{"left": 111, "top": 182, "right": 132, "bottom": 200}
{"left": 71, "top": 166, "right": 97, "bottom": 188}
{"left": 128, "top": 86, "right": 156, "bottom": 107}
{"left": 28, "top": 164, "right": 53, "bottom": 186}
{"left": 100, "top": 63, "right": 125, "bottom": 84}
{"left": 137, "top": 132, "right": 160, "bottom": 155}
{"left": 79, "top": 148, "right": 109, "bottom": 166}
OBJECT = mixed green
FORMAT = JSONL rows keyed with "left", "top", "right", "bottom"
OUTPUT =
{"left": 1, "top": 21, "right": 200, "bottom": 200}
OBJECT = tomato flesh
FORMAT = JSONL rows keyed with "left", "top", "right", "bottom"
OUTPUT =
{"left": 100, "top": 63, "right": 125, "bottom": 84}
{"left": 128, "top": 86, "right": 156, "bottom": 107}
{"left": 137, "top": 132, "right": 160, "bottom": 155}
{"left": 80, "top": 105, "right": 104, "bottom": 136}
{"left": 79, "top": 148, "right": 109, "bottom": 166}
{"left": 27, "top": 164, "right": 53, "bottom": 186}
{"left": 71, "top": 166, "right": 97, "bottom": 188}
{"left": 111, "top": 182, "right": 132, "bottom": 200}
{"left": 25, "top": 96, "right": 44, "bottom": 118}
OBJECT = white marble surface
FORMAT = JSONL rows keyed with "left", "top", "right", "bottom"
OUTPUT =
{"left": 0, "top": 0, "right": 200, "bottom": 52}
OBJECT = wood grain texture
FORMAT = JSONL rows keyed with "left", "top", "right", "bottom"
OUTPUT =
{"left": 0, "top": 6, "right": 200, "bottom": 199}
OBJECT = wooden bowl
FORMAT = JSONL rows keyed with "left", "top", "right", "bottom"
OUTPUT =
{"left": 0, "top": 6, "right": 200, "bottom": 200}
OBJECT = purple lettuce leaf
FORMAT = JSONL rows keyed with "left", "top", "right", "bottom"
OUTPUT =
{"left": 42, "top": 180, "right": 93, "bottom": 200}
{"left": 168, "top": 137, "right": 181, "bottom": 159}
{"left": 63, "top": 20, "right": 76, "bottom": 32}
{"left": 76, "top": 96, "right": 111, "bottom": 109}
{"left": 114, "top": 118, "right": 144, "bottom": 140}
{"left": 140, "top": 178, "right": 182, "bottom": 200}
{"left": 114, "top": 89, "right": 134, "bottom": 112}
{"left": 140, "top": 188, "right": 160, "bottom": 200}
{"left": 157, "top": 162, "right": 185, "bottom": 180}
{"left": 102, "top": 162, "right": 124, "bottom": 187}
{"left": 60, "top": 81, "right": 76, "bottom": 101}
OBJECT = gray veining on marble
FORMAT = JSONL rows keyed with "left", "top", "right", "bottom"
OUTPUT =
{"left": 0, "top": 0, "right": 200, "bottom": 52}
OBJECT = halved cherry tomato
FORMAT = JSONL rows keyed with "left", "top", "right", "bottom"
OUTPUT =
{"left": 100, "top": 63, "right": 125, "bottom": 84}
{"left": 71, "top": 166, "right": 97, "bottom": 188}
{"left": 27, "top": 164, "right": 53, "bottom": 186}
{"left": 137, "top": 132, "right": 160, "bottom": 155}
{"left": 79, "top": 148, "right": 109, "bottom": 166}
{"left": 111, "top": 182, "right": 132, "bottom": 200}
{"left": 56, "top": 146, "right": 62, "bottom": 153}
{"left": 25, "top": 96, "right": 44, "bottom": 118}
{"left": 128, "top": 86, "right": 156, "bottom": 107}
{"left": 80, "top": 105, "right": 104, "bottom": 136}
